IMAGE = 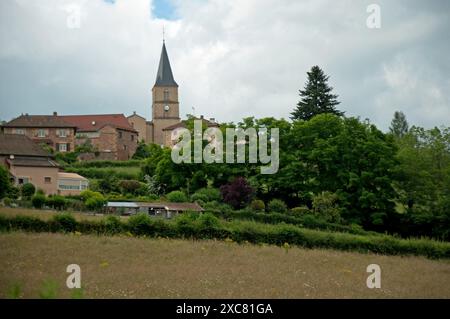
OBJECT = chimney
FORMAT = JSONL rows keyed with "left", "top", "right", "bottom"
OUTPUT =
{"left": 200, "top": 115, "right": 204, "bottom": 120}
{"left": 53, "top": 112, "right": 57, "bottom": 116}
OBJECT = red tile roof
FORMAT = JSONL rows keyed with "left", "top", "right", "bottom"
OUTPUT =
{"left": 3, "top": 115, "right": 76, "bottom": 128}
{"left": 0, "top": 134, "right": 52, "bottom": 157}
{"left": 59, "top": 114, "right": 137, "bottom": 133}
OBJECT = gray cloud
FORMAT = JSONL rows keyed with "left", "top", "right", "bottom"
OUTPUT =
{"left": 0, "top": 0, "right": 449, "bottom": 131}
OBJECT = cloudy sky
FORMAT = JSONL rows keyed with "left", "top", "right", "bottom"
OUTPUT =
{"left": 0, "top": 0, "right": 449, "bottom": 131}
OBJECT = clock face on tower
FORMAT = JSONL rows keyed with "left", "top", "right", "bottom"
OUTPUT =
{"left": 164, "top": 105, "right": 170, "bottom": 112}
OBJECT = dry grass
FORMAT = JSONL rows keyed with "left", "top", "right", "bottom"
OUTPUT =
{"left": 0, "top": 207, "right": 111, "bottom": 221}
{"left": 0, "top": 232, "right": 449, "bottom": 299}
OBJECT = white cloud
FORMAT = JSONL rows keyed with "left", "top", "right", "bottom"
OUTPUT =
{"left": 0, "top": 0, "right": 449, "bottom": 131}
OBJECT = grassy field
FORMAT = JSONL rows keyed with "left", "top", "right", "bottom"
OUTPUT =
{"left": 0, "top": 232, "right": 449, "bottom": 298}
{"left": 0, "top": 207, "right": 109, "bottom": 221}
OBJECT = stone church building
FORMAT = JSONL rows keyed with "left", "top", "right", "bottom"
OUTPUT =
{"left": 127, "top": 41, "right": 217, "bottom": 147}
{"left": 127, "top": 41, "right": 181, "bottom": 146}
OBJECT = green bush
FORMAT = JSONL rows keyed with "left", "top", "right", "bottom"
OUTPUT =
{"left": 128, "top": 213, "right": 155, "bottom": 236}
{"left": 291, "top": 206, "right": 311, "bottom": 216}
{"left": 166, "top": 191, "right": 188, "bottom": 203}
{"left": 0, "top": 165, "right": 10, "bottom": 199}
{"left": 103, "top": 215, "right": 123, "bottom": 234}
{"left": 3, "top": 197, "right": 12, "bottom": 207}
{"left": 81, "top": 190, "right": 106, "bottom": 212}
{"left": 31, "top": 194, "right": 47, "bottom": 209}
{"left": 47, "top": 196, "right": 67, "bottom": 210}
{"left": 21, "top": 183, "right": 36, "bottom": 199}
{"left": 191, "top": 188, "right": 221, "bottom": 202}
{"left": 312, "top": 191, "right": 342, "bottom": 223}
{"left": 52, "top": 213, "right": 77, "bottom": 232}
{"left": 250, "top": 199, "right": 265, "bottom": 212}
{"left": 6, "top": 186, "right": 20, "bottom": 200}
{"left": 267, "top": 199, "right": 287, "bottom": 213}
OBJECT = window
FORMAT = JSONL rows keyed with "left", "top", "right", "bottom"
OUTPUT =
{"left": 59, "top": 143, "right": 67, "bottom": 152}
{"left": 164, "top": 89, "right": 169, "bottom": 101}
{"left": 15, "top": 128, "right": 25, "bottom": 135}
{"left": 123, "top": 145, "right": 127, "bottom": 150}
{"left": 58, "top": 180, "right": 89, "bottom": 191}
{"left": 44, "top": 177, "right": 51, "bottom": 184}
{"left": 131, "top": 134, "right": 134, "bottom": 141}
{"left": 38, "top": 129, "right": 46, "bottom": 137}
{"left": 58, "top": 129, "right": 67, "bottom": 137}
{"left": 118, "top": 131, "right": 123, "bottom": 139}
{"left": 18, "top": 177, "right": 29, "bottom": 185}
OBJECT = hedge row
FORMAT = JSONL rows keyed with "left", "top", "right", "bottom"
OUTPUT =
{"left": 209, "top": 209, "right": 378, "bottom": 236}
{"left": 1, "top": 213, "right": 449, "bottom": 259}
{"left": 67, "top": 160, "right": 143, "bottom": 168}
{"left": 64, "top": 167, "right": 139, "bottom": 180}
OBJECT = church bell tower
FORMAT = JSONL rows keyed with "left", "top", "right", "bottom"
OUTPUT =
{"left": 151, "top": 41, "right": 180, "bottom": 145}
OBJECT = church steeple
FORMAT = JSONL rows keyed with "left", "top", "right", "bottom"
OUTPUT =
{"left": 155, "top": 42, "right": 178, "bottom": 87}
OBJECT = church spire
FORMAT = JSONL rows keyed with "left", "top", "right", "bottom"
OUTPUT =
{"left": 154, "top": 41, "right": 178, "bottom": 87}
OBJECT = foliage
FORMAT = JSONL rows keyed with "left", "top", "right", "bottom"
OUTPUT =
{"left": 267, "top": 199, "right": 288, "bottom": 213}
{"left": 31, "top": 194, "right": 47, "bottom": 209}
{"left": 282, "top": 114, "right": 398, "bottom": 228}
{"left": 191, "top": 188, "right": 221, "bottom": 203}
{"left": 133, "top": 141, "right": 152, "bottom": 159}
{"left": 0, "top": 165, "right": 10, "bottom": 199}
{"left": 166, "top": 190, "right": 188, "bottom": 203}
{"left": 220, "top": 177, "right": 254, "bottom": 209}
{"left": 312, "top": 192, "right": 342, "bottom": 223}
{"left": 389, "top": 111, "right": 409, "bottom": 138}
{"left": 291, "top": 65, "right": 343, "bottom": 121}
{"left": 250, "top": 199, "right": 265, "bottom": 212}
{"left": 1, "top": 213, "right": 449, "bottom": 259}
{"left": 80, "top": 190, "right": 106, "bottom": 211}
{"left": 46, "top": 195, "right": 67, "bottom": 210}
{"left": 21, "top": 183, "right": 36, "bottom": 199}
{"left": 3, "top": 197, "right": 12, "bottom": 207}
{"left": 290, "top": 206, "right": 311, "bottom": 216}
{"left": 52, "top": 213, "right": 77, "bottom": 232}
{"left": 118, "top": 180, "right": 143, "bottom": 195}
{"left": 5, "top": 186, "right": 19, "bottom": 200}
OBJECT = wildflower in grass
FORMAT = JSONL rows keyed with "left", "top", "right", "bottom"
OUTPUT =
{"left": 283, "top": 242, "right": 290, "bottom": 253}
{"left": 100, "top": 261, "right": 109, "bottom": 268}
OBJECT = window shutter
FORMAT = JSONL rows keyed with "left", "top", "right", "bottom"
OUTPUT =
{"left": 67, "top": 143, "right": 70, "bottom": 152}
{"left": 56, "top": 143, "right": 59, "bottom": 151}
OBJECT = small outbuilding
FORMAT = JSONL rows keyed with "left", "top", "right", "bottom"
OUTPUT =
{"left": 105, "top": 201, "right": 204, "bottom": 219}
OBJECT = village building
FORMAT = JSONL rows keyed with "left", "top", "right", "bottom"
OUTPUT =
{"left": 59, "top": 114, "right": 138, "bottom": 160}
{"left": 0, "top": 134, "right": 88, "bottom": 195}
{"left": 1, "top": 112, "right": 77, "bottom": 153}
{"left": 105, "top": 201, "right": 204, "bottom": 219}
{"left": 1, "top": 113, "right": 138, "bottom": 161}
{"left": 127, "top": 41, "right": 219, "bottom": 147}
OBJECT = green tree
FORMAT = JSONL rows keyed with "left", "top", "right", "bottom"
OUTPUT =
{"left": 285, "top": 114, "right": 398, "bottom": 227}
{"left": 291, "top": 66, "right": 343, "bottom": 121}
{"left": 0, "top": 165, "right": 11, "bottom": 199}
{"left": 389, "top": 111, "right": 409, "bottom": 138}
{"left": 21, "top": 183, "right": 36, "bottom": 199}
{"left": 133, "top": 141, "right": 151, "bottom": 159}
